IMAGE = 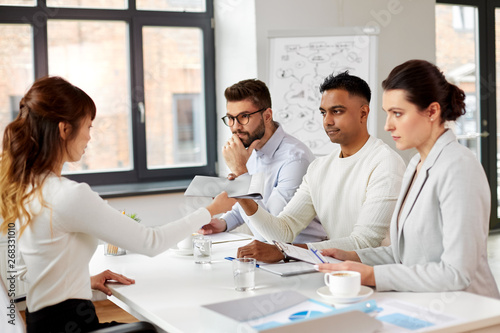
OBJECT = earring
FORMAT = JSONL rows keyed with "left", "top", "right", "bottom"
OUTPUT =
{"left": 430, "top": 118, "right": 434, "bottom": 121}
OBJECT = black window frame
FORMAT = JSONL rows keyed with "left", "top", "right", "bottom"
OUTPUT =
{"left": 0, "top": 0, "right": 217, "bottom": 189}
{"left": 437, "top": 0, "right": 499, "bottom": 229}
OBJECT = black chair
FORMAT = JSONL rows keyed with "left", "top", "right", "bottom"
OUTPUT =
{"left": 90, "top": 321, "right": 157, "bottom": 333}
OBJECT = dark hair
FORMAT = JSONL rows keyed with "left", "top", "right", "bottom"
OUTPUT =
{"left": 0, "top": 76, "right": 96, "bottom": 236}
{"left": 382, "top": 59, "right": 466, "bottom": 122}
{"left": 224, "top": 79, "right": 272, "bottom": 109}
{"left": 319, "top": 71, "right": 371, "bottom": 103}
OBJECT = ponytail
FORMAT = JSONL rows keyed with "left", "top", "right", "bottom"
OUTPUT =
{"left": 0, "top": 76, "right": 95, "bottom": 237}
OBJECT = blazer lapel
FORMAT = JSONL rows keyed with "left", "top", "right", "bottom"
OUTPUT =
{"left": 396, "top": 130, "right": 457, "bottom": 256}
{"left": 391, "top": 156, "right": 418, "bottom": 263}
{"left": 397, "top": 159, "right": 428, "bottom": 238}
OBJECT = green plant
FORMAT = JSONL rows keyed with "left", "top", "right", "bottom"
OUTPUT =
{"left": 126, "top": 212, "right": 141, "bottom": 223}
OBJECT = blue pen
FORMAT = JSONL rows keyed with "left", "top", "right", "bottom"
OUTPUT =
{"left": 309, "top": 245, "right": 326, "bottom": 263}
{"left": 224, "top": 256, "right": 260, "bottom": 268}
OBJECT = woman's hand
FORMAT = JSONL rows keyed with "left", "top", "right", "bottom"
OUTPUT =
{"left": 90, "top": 270, "right": 135, "bottom": 296}
{"left": 321, "top": 248, "right": 361, "bottom": 262}
{"left": 206, "top": 191, "right": 237, "bottom": 216}
{"left": 315, "top": 261, "right": 376, "bottom": 287}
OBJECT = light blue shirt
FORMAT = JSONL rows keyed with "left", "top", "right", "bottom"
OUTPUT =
{"left": 223, "top": 125, "right": 327, "bottom": 243}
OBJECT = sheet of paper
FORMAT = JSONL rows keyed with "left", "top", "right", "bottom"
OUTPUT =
{"left": 184, "top": 173, "right": 264, "bottom": 199}
{"left": 246, "top": 299, "right": 335, "bottom": 330}
{"left": 274, "top": 241, "right": 343, "bottom": 264}
{"left": 374, "top": 299, "right": 461, "bottom": 332}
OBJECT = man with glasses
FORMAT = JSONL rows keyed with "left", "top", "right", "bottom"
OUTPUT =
{"left": 199, "top": 79, "right": 327, "bottom": 243}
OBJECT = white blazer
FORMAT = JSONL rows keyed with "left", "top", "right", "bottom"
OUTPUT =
{"left": 357, "top": 130, "right": 500, "bottom": 298}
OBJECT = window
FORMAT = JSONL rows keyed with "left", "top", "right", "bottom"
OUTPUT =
{"left": 435, "top": 3, "right": 480, "bottom": 157}
{"left": 142, "top": 26, "right": 206, "bottom": 170}
{"left": 0, "top": 24, "right": 33, "bottom": 141}
{"left": 436, "top": 0, "right": 499, "bottom": 230}
{"left": 452, "top": 5, "right": 475, "bottom": 31}
{"left": 0, "top": 1, "right": 216, "bottom": 188}
{"left": 172, "top": 93, "right": 204, "bottom": 165}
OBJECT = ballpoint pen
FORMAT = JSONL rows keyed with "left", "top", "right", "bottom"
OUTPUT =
{"left": 309, "top": 245, "right": 326, "bottom": 264}
{"left": 224, "top": 257, "right": 260, "bottom": 268}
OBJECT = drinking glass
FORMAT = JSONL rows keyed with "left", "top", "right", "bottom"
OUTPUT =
{"left": 193, "top": 237, "right": 212, "bottom": 264}
{"left": 232, "top": 258, "right": 256, "bottom": 291}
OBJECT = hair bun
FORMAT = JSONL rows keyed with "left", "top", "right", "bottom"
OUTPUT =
{"left": 444, "top": 83, "right": 466, "bottom": 121}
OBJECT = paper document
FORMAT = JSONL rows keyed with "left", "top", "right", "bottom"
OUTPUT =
{"left": 375, "top": 299, "right": 460, "bottom": 332}
{"left": 184, "top": 173, "right": 264, "bottom": 199}
{"left": 247, "top": 298, "right": 335, "bottom": 330}
{"left": 273, "top": 241, "right": 343, "bottom": 264}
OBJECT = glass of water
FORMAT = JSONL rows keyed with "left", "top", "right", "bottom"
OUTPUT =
{"left": 232, "top": 258, "right": 256, "bottom": 291}
{"left": 193, "top": 237, "right": 212, "bottom": 264}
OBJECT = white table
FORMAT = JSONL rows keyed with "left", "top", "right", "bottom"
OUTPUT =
{"left": 89, "top": 240, "right": 500, "bottom": 333}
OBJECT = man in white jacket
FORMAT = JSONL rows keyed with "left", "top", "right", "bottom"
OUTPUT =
{"left": 234, "top": 71, "right": 406, "bottom": 262}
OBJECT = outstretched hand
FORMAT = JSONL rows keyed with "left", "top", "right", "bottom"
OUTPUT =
{"left": 91, "top": 270, "right": 135, "bottom": 296}
{"left": 199, "top": 217, "right": 227, "bottom": 235}
{"left": 206, "top": 191, "right": 237, "bottom": 216}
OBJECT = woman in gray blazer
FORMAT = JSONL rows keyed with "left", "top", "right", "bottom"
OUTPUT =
{"left": 317, "top": 59, "right": 500, "bottom": 299}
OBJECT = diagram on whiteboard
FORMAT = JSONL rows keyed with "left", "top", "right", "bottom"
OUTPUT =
{"left": 269, "top": 35, "right": 373, "bottom": 156}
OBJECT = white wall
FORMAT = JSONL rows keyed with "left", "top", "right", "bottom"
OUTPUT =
{"left": 106, "top": 193, "right": 212, "bottom": 227}
{"left": 214, "top": 0, "right": 258, "bottom": 177}
{"left": 107, "top": 0, "right": 436, "bottom": 222}
{"left": 253, "top": 0, "right": 435, "bottom": 163}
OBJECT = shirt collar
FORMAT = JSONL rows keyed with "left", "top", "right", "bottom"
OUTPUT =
{"left": 255, "top": 124, "right": 285, "bottom": 158}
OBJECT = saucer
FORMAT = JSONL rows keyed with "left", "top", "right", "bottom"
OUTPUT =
{"left": 170, "top": 247, "right": 193, "bottom": 256}
{"left": 316, "top": 285, "right": 374, "bottom": 304}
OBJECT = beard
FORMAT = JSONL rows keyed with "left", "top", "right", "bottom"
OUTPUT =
{"left": 234, "top": 118, "right": 266, "bottom": 148}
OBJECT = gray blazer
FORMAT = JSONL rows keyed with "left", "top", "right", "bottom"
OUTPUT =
{"left": 357, "top": 130, "right": 500, "bottom": 298}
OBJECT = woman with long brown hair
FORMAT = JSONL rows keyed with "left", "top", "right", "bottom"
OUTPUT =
{"left": 0, "top": 76, "right": 234, "bottom": 332}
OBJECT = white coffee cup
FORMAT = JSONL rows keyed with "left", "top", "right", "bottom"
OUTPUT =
{"left": 177, "top": 233, "right": 201, "bottom": 250}
{"left": 324, "top": 271, "right": 361, "bottom": 297}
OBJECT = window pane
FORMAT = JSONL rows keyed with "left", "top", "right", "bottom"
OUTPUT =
{"left": 436, "top": 4, "right": 480, "bottom": 158}
{"left": 47, "top": 20, "right": 132, "bottom": 174}
{"left": 0, "top": 0, "right": 34, "bottom": 5}
{"left": 143, "top": 26, "right": 206, "bottom": 169}
{"left": 46, "top": 0, "right": 126, "bottom": 9}
{"left": 0, "top": 24, "right": 33, "bottom": 147}
{"left": 137, "top": 0, "right": 205, "bottom": 12}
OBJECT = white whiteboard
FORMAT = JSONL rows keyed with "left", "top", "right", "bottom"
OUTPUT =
{"left": 268, "top": 28, "right": 378, "bottom": 156}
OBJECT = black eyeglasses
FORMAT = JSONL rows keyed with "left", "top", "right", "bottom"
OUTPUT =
{"left": 221, "top": 108, "right": 267, "bottom": 127}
